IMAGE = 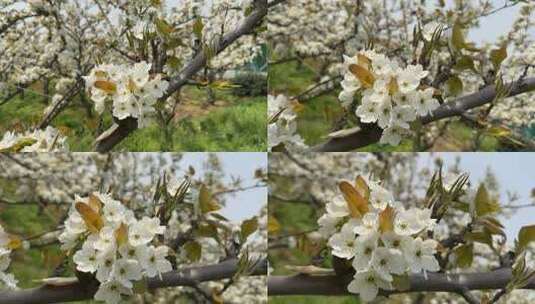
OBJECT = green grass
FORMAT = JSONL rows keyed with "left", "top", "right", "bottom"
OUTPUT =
{"left": 0, "top": 86, "right": 266, "bottom": 151}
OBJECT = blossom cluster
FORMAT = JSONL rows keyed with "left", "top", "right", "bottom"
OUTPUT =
{"left": 59, "top": 193, "right": 173, "bottom": 304}
{"left": 84, "top": 62, "right": 169, "bottom": 128}
{"left": 0, "top": 126, "right": 68, "bottom": 152}
{"left": 318, "top": 176, "right": 439, "bottom": 302}
{"left": 339, "top": 50, "right": 440, "bottom": 146}
{"left": 268, "top": 94, "right": 306, "bottom": 151}
{"left": 0, "top": 224, "right": 18, "bottom": 290}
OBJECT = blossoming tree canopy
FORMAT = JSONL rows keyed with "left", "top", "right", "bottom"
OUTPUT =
{"left": 268, "top": 152, "right": 535, "bottom": 303}
{"left": 0, "top": 0, "right": 267, "bottom": 151}
{"left": 0, "top": 154, "right": 268, "bottom": 304}
{"left": 0, "top": 224, "right": 20, "bottom": 291}
{"left": 0, "top": 126, "right": 68, "bottom": 152}
{"left": 84, "top": 62, "right": 169, "bottom": 128}
{"left": 268, "top": 0, "right": 535, "bottom": 151}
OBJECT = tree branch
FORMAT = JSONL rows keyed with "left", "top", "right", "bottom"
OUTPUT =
{"left": 268, "top": 268, "right": 535, "bottom": 296}
{"left": 94, "top": 1, "right": 267, "bottom": 152}
{"left": 0, "top": 258, "right": 267, "bottom": 304}
{"left": 312, "top": 77, "right": 535, "bottom": 152}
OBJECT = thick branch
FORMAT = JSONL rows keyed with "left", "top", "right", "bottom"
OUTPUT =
{"left": 312, "top": 77, "right": 535, "bottom": 152}
{"left": 0, "top": 258, "right": 267, "bottom": 304}
{"left": 94, "top": 1, "right": 267, "bottom": 152}
{"left": 268, "top": 268, "right": 535, "bottom": 296}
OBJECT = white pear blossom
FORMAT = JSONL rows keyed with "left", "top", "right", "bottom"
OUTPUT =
{"left": 370, "top": 247, "right": 406, "bottom": 281}
{"left": 268, "top": 94, "right": 307, "bottom": 152}
{"left": 94, "top": 280, "right": 133, "bottom": 304}
{"left": 403, "top": 238, "right": 440, "bottom": 274}
{"left": 339, "top": 50, "right": 436, "bottom": 146}
{"left": 328, "top": 224, "right": 359, "bottom": 259}
{"left": 111, "top": 259, "right": 143, "bottom": 288}
{"left": 347, "top": 270, "right": 392, "bottom": 302}
{"left": 59, "top": 192, "right": 172, "bottom": 304}
{"left": 318, "top": 175, "right": 440, "bottom": 302}
{"left": 141, "top": 245, "right": 173, "bottom": 278}
{"left": 0, "top": 224, "right": 17, "bottom": 290}
{"left": 352, "top": 213, "right": 378, "bottom": 236}
{"left": 352, "top": 232, "right": 379, "bottom": 271}
{"left": 84, "top": 62, "right": 169, "bottom": 128}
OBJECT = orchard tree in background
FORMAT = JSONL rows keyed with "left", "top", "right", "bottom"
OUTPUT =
{"left": 0, "top": 0, "right": 267, "bottom": 152}
{"left": 0, "top": 153, "right": 268, "bottom": 303}
{"left": 267, "top": 0, "right": 535, "bottom": 152}
{"left": 268, "top": 152, "right": 535, "bottom": 303}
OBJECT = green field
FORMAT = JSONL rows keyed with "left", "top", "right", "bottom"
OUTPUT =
{"left": 269, "top": 60, "right": 508, "bottom": 152}
{"left": 0, "top": 85, "right": 266, "bottom": 152}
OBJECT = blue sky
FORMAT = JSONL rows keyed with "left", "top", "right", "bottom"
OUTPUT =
{"left": 418, "top": 153, "right": 535, "bottom": 244}
{"left": 180, "top": 153, "right": 267, "bottom": 222}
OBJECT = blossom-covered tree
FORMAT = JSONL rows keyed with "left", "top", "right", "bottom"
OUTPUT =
{"left": 268, "top": 152, "right": 535, "bottom": 303}
{"left": 0, "top": 153, "right": 267, "bottom": 303}
{"left": 0, "top": 0, "right": 267, "bottom": 152}
{"left": 268, "top": 0, "right": 535, "bottom": 152}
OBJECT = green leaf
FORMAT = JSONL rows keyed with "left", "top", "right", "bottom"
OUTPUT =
{"left": 490, "top": 45, "right": 507, "bottom": 70}
{"left": 240, "top": 216, "right": 259, "bottom": 243}
{"left": 167, "top": 56, "right": 181, "bottom": 70}
{"left": 454, "top": 56, "right": 475, "bottom": 72}
{"left": 474, "top": 184, "right": 500, "bottom": 216}
{"left": 155, "top": 18, "right": 174, "bottom": 36}
{"left": 193, "top": 17, "right": 204, "bottom": 40}
{"left": 199, "top": 184, "right": 220, "bottom": 214}
{"left": 465, "top": 231, "right": 493, "bottom": 247}
{"left": 486, "top": 126, "right": 511, "bottom": 137}
{"left": 455, "top": 244, "right": 474, "bottom": 268}
{"left": 0, "top": 138, "right": 37, "bottom": 152}
{"left": 184, "top": 241, "right": 202, "bottom": 262}
{"left": 517, "top": 225, "right": 535, "bottom": 253}
{"left": 479, "top": 216, "right": 505, "bottom": 237}
{"left": 166, "top": 38, "right": 184, "bottom": 49}
{"left": 446, "top": 75, "right": 463, "bottom": 96}
{"left": 210, "top": 213, "right": 229, "bottom": 222}
{"left": 196, "top": 223, "right": 218, "bottom": 239}
{"left": 451, "top": 21, "right": 466, "bottom": 51}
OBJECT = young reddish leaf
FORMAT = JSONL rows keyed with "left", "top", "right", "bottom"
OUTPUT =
{"left": 114, "top": 222, "right": 128, "bottom": 246}
{"left": 348, "top": 64, "right": 375, "bottom": 88}
{"left": 357, "top": 54, "right": 372, "bottom": 69}
{"left": 339, "top": 181, "right": 369, "bottom": 218}
{"left": 378, "top": 205, "right": 395, "bottom": 233}
{"left": 88, "top": 194, "right": 103, "bottom": 213}
{"left": 388, "top": 76, "right": 399, "bottom": 96}
{"left": 75, "top": 202, "right": 103, "bottom": 233}
{"left": 94, "top": 80, "right": 117, "bottom": 94}
{"left": 354, "top": 175, "right": 370, "bottom": 201}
